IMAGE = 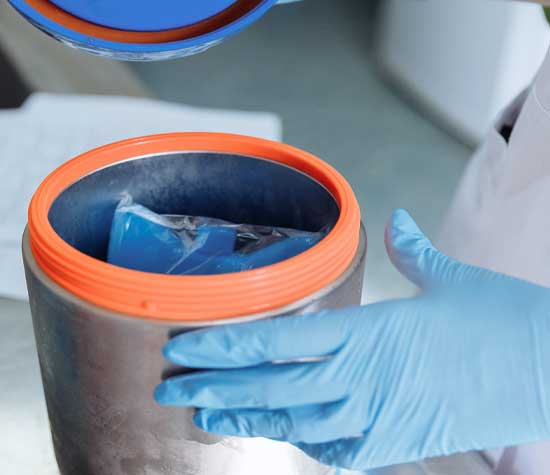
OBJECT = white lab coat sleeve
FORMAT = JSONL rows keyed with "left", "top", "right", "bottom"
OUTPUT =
{"left": 436, "top": 46, "right": 550, "bottom": 474}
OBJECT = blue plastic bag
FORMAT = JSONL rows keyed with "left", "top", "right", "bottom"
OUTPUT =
{"left": 107, "top": 197, "right": 327, "bottom": 275}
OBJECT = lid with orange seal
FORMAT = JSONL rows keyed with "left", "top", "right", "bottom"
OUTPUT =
{"left": 28, "top": 133, "right": 362, "bottom": 322}
{"left": 49, "top": 0, "right": 241, "bottom": 32}
{"left": 7, "top": 0, "right": 278, "bottom": 61}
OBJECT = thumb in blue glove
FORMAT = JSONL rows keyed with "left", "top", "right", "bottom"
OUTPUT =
{"left": 154, "top": 210, "right": 550, "bottom": 471}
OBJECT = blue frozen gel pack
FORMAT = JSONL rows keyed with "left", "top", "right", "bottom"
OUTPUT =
{"left": 107, "top": 199, "right": 326, "bottom": 275}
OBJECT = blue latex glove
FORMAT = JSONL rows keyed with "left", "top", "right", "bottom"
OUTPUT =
{"left": 155, "top": 210, "right": 550, "bottom": 471}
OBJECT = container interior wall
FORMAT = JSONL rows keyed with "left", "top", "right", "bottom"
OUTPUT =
{"left": 48, "top": 152, "right": 340, "bottom": 262}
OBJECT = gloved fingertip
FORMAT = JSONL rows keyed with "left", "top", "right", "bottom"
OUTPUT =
{"left": 193, "top": 409, "right": 211, "bottom": 431}
{"left": 384, "top": 209, "right": 442, "bottom": 287}
{"left": 163, "top": 326, "right": 257, "bottom": 368}
{"left": 194, "top": 409, "right": 247, "bottom": 436}
{"left": 389, "top": 209, "right": 421, "bottom": 237}
{"left": 162, "top": 331, "right": 205, "bottom": 366}
{"left": 387, "top": 209, "right": 433, "bottom": 254}
{"left": 162, "top": 340, "right": 181, "bottom": 363}
{"left": 391, "top": 208, "right": 411, "bottom": 222}
{"left": 153, "top": 381, "right": 172, "bottom": 406}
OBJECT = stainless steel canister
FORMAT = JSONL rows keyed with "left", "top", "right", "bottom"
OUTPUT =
{"left": 23, "top": 149, "right": 366, "bottom": 475}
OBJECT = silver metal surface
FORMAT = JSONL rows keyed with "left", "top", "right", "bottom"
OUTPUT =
{"left": 0, "top": 297, "right": 59, "bottom": 475}
{"left": 23, "top": 151, "right": 366, "bottom": 475}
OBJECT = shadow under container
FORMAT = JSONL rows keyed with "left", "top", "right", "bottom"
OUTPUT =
{"left": 23, "top": 133, "right": 366, "bottom": 475}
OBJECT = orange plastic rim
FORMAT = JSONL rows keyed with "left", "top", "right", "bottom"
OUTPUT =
{"left": 28, "top": 133, "right": 361, "bottom": 322}
{"left": 24, "top": 0, "right": 263, "bottom": 44}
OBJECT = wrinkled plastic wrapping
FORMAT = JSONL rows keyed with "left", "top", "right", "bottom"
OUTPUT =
{"left": 107, "top": 198, "right": 328, "bottom": 275}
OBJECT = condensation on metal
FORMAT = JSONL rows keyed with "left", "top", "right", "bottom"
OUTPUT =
{"left": 65, "top": 151, "right": 338, "bottom": 209}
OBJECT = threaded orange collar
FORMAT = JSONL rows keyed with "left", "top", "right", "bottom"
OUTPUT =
{"left": 28, "top": 133, "right": 361, "bottom": 322}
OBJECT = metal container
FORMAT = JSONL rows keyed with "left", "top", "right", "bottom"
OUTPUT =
{"left": 23, "top": 134, "right": 366, "bottom": 475}
{"left": 22, "top": 232, "right": 366, "bottom": 475}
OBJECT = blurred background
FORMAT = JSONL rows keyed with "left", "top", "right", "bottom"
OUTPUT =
{"left": 0, "top": 1, "right": 548, "bottom": 471}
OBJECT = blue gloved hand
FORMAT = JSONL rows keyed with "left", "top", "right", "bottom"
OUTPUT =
{"left": 155, "top": 210, "right": 550, "bottom": 471}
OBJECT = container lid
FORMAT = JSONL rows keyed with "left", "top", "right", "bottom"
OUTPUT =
{"left": 28, "top": 134, "right": 362, "bottom": 322}
{"left": 8, "top": 0, "right": 276, "bottom": 60}
{"left": 48, "top": 0, "right": 240, "bottom": 32}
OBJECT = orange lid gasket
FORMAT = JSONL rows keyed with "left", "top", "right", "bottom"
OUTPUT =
{"left": 24, "top": 0, "right": 263, "bottom": 44}
{"left": 28, "top": 133, "right": 361, "bottom": 322}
